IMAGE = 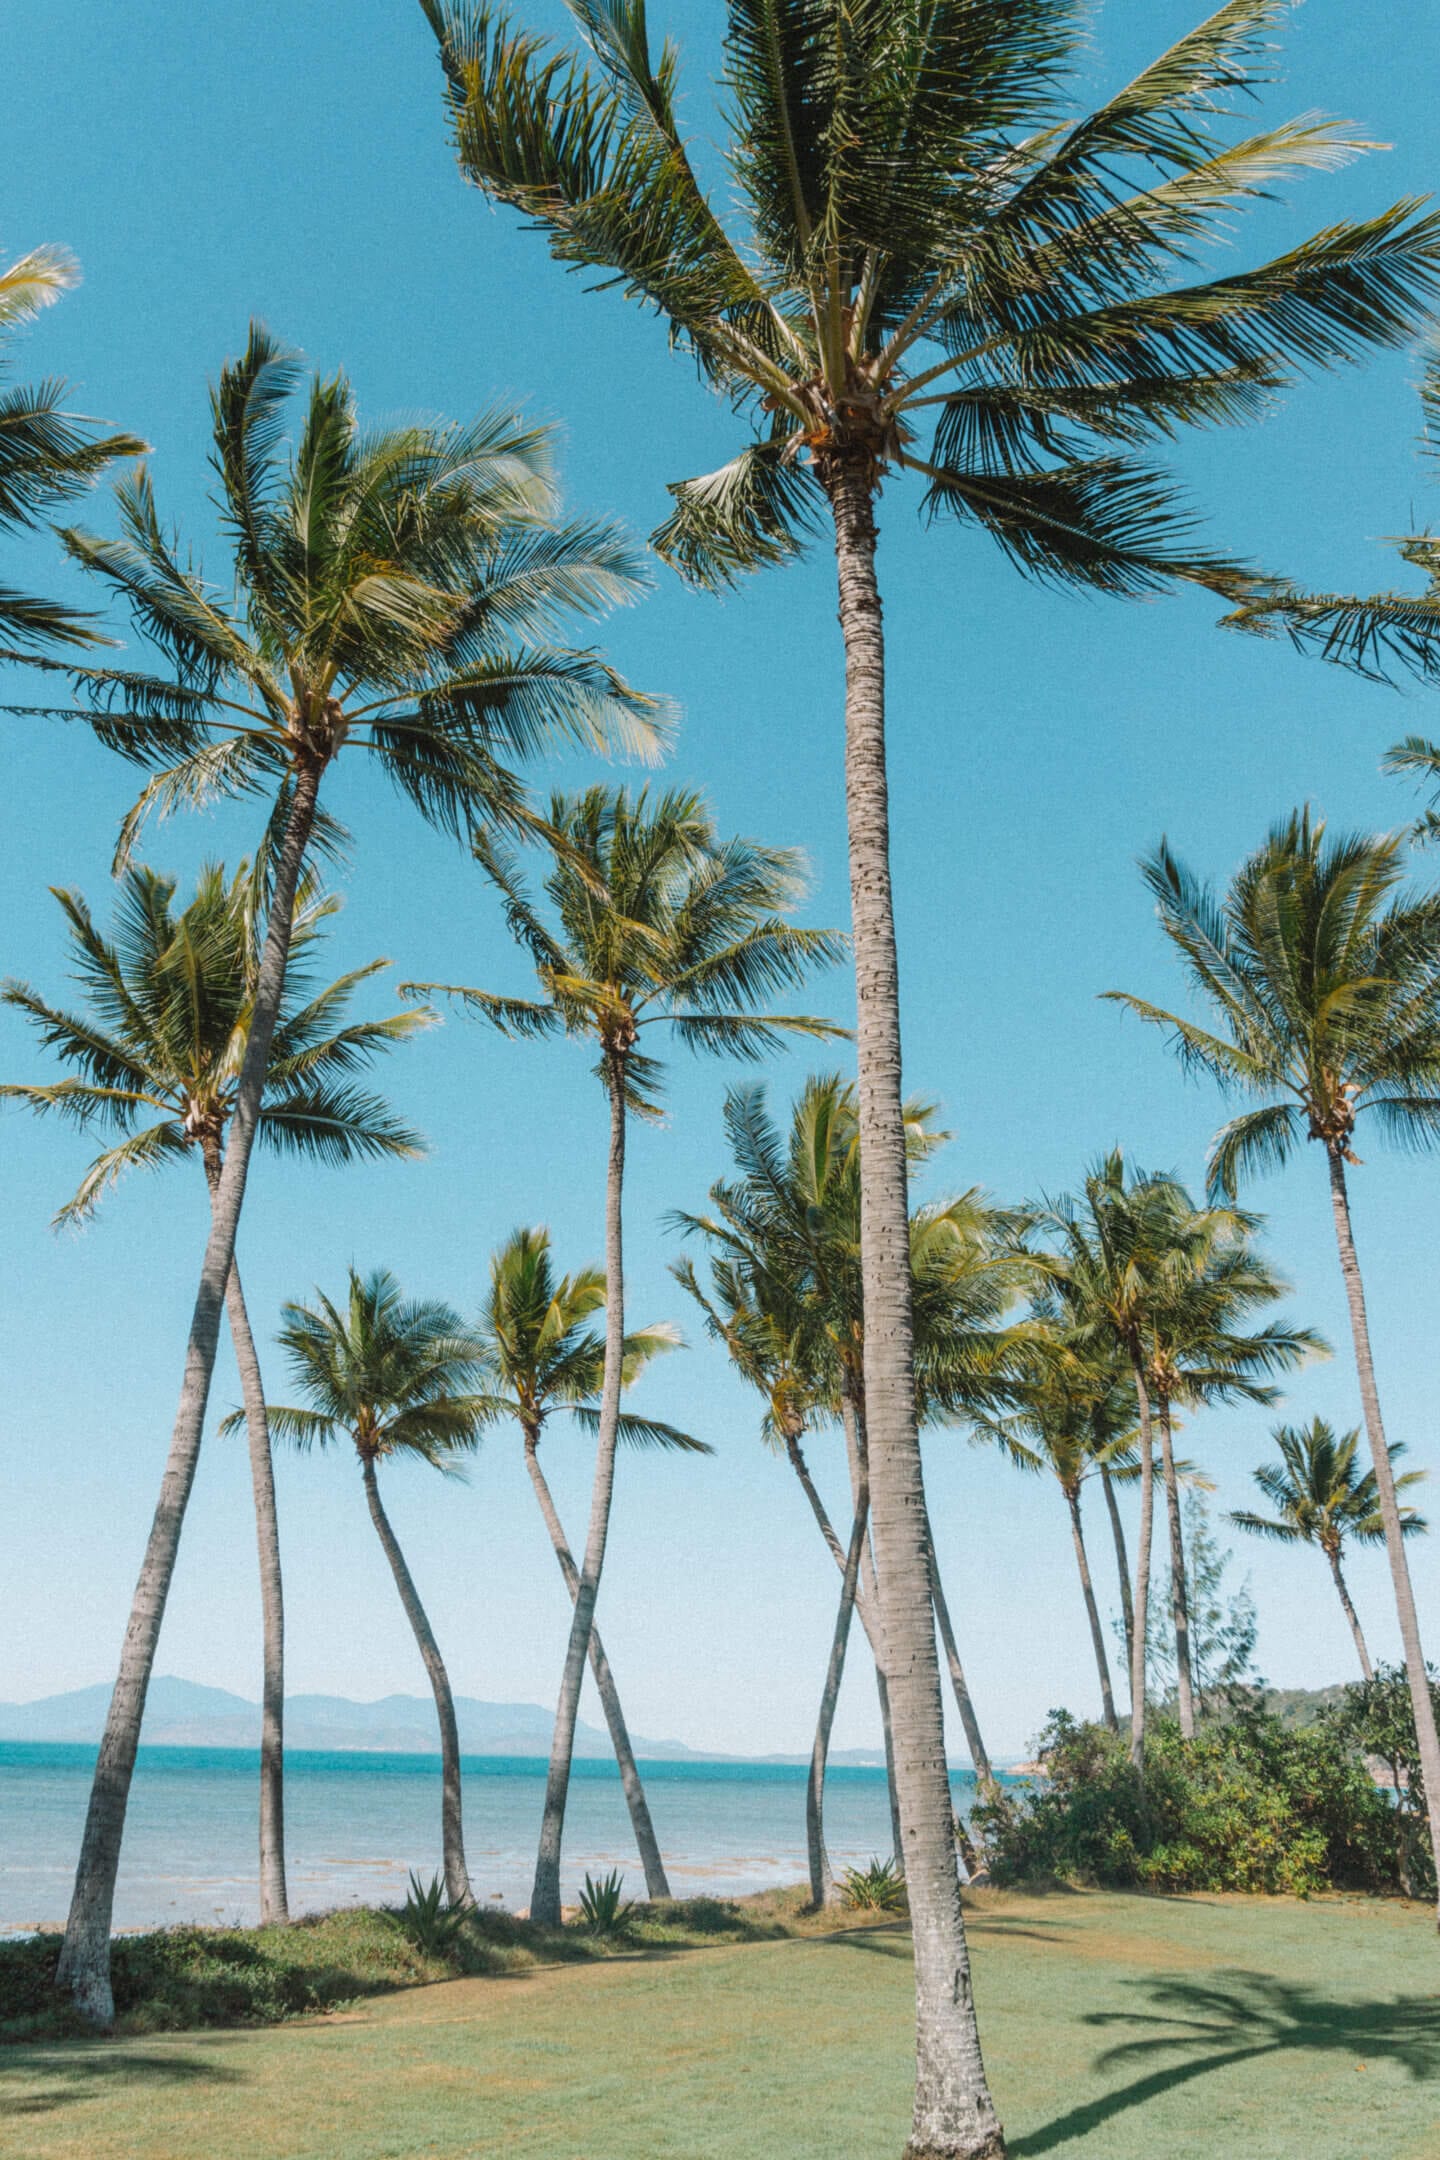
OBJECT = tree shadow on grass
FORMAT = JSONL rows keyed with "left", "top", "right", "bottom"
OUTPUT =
{"left": 0, "top": 2044, "right": 244, "bottom": 2118}
{"left": 1010, "top": 1969, "right": 1440, "bottom": 2157}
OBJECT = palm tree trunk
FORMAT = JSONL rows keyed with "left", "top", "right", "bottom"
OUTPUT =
{"left": 1101, "top": 1462, "right": 1135, "bottom": 1683}
{"left": 825, "top": 461, "right": 1004, "bottom": 2160}
{"left": 1127, "top": 1361, "right": 1157, "bottom": 1777}
{"left": 1326, "top": 1543, "right": 1374, "bottom": 1682}
{"left": 530, "top": 1064, "right": 627, "bottom": 1928}
{"left": 1157, "top": 1401, "right": 1197, "bottom": 1739}
{"left": 360, "top": 1455, "right": 471, "bottom": 1910}
{"left": 55, "top": 759, "right": 322, "bottom": 2024}
{"left": 1067, "top": 1486, "right": 1117, "bottom": 1734}
{"left": 921, "top": 1500, "right": 995, "bottom": 1789}
{"left": 808, "top": 1484, "right": 869, "bottom": 1908}
{"left": 1326, "top": 1149, "right": 1440, "bottom": 1914}
{"left": 201, "top": 1144, "right": 288, "bottom": 1927}
{"left": 841, "top": 1397, "right": 906, "bottom": 1869}
{"left": 522, "top": 1431, "right": 670, "bottom": 1900}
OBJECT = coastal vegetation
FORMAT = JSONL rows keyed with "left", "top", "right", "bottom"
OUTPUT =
{"left": 6, "top": 2, "right": 1440, "bottom": 2155}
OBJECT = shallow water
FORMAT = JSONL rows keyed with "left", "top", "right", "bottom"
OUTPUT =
{"left": 0, "top": 1741, "right": 982, "bottom": 1931}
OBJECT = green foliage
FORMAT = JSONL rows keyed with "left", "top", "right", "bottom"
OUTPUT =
{"left": 399, "top": 1872, "right": 468, "bottom": 1957}
{"left": 1324, "top": 1664, "right": 1440, "bottom": 1900}
{"left": 576, "top": 1869, "right": 634, "bottom": 1936}
{"left": 975, "top": 1707, "right": 1400, "bottom": 1896}
{"left": 839, "top": 1857, "right": 907, "bottom": 1915}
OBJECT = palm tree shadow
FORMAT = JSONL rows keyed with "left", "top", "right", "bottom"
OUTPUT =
{"left": 0, "top": 2045, "right": 244, "bottom": 2119}
{"left": 1009, "top": 1969, "right": 1440, "bottom": 2158}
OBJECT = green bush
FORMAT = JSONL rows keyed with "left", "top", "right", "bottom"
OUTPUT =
{"left": 974, "top": 1707, "right": 1400, "bottom": 1896}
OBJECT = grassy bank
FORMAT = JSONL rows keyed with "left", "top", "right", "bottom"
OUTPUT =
{"left": 2, "top": 1889, "right": 1436, "bottom": 2159}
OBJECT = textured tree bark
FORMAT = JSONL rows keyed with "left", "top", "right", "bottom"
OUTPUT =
{"left": 56, "top": 760, "right": 321, "bottom": 2024}
{"left": 1127, "top": 1363, "right": 1157, "bottom": 1779}
{"left": 843, "top": 1398, "right": 907, "bottom": 1870}
{"left": 921, "top": 1501, "right": 995, "bottom": 1789}
{"left": 200, "top": 1141, "right": 288, "bottom": 1927}
{"left": 1101, "top": 1462, "right": 1135, "bottom": 1684}
{"left": 1326, "top": 1543, "right": 1374, "bottom": 1681}
{"left": 522, "top": 1432, "right": 670, "bottom": 1899}
{"left": 808, "top": 1484, "right": 869, "bottom": 1908}
{"left": 531, "top": 1065, "right": 628, "bottom": 1928}
{"left": 1067, "top": 1486, "right": 1117, "bottom": 1735}
{"left": 1157, "top": 1402, "right": 1196, "bottom": 1738}
{"left": 361, "top": 1456, "right": 472, "bottom": 1910}
{"left": 1326, "top": 1150, "right": 1440, "bottom": 1916}
{"left": 827, "top": 463, "right": 1004, "bottom": 2160}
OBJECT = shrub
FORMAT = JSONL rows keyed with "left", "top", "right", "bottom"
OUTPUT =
{"left": 397, "top": 1871, "right": 467, "bottom": 1958}
{"left": 839, "top": 1856, "right": 907, "bottom": 1914}
{"left": 974, "top": 1707, "right": 1399, "bottom": 1895}
{"left": 576, "top": 1870, "right": 634, "bottom": 1937}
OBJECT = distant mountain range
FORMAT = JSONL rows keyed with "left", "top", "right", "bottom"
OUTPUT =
{"left": 0, "top": 1677, "right": 889, "bottom": 1766}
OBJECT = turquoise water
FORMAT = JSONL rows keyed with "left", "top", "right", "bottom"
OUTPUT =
{"left": 0, "top": 1742, "right": 979, "bottom": 1932}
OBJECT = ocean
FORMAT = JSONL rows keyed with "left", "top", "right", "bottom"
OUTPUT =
{"left": 0, "top": 1742, "right": 980, "bottom": 1934}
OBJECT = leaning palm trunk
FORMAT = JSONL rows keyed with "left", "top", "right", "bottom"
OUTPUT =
{"left": 1156, "top": 1402, "right": 1197, "bottom": 1739}
{"left": 1066, "top": 1487, "right": 1118, "bottom": 1736}
{"left": 1326, "top": 1543, "right": 1374, "bottom": 1681}
{"left": 522, "top": 1432, "right": 670, "bottom": 1899}
{"left": 1100, "top": 1462, "right": 1135, "bottom": 1683}
{"left": 225, "top": 1257, "right": 289, "bottom": 1925}
{"left": 202, "top": 1141, "right": 288, "bottom": 1926}
{"left": 921, "top": 1500, "right": 995, "bottom": 1790}
{"left": 531, "top": 1065, "right": 628, "bottom": 1928}
{"left": 360, "top": 1456, "right": 472, "bottom": 1909}
{"left": 808, "top": 1485, "right": 870, "bottom": 1908}
{"left": 56, "top": 762, "right": 321, "bottom": 2023}
{"left": 1127, "top": 1364, "right": 1157, "bottom": 1777}
{"left": 826, "top": 465, "right": 1003, "bottom": 2160}
{"left": 1327, "top": 1153, "right": 1440, "bottom": 1914}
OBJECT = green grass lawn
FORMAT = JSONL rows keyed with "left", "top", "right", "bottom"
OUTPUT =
{"left": 2, "top": 1889, "right": 1436, "bottom": 2160}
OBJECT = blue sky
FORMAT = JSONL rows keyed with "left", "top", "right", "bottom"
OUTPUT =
{"left": 3, "top": 0, "right": 1440, "bottom": 1760}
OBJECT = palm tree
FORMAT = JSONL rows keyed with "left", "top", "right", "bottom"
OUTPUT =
{"left": 254, "top": 1269, "right": 493, "bottom": 1909}
{"left": 1140, "top": 1221, "right": 1322, "bottom": 1735}
{"left": 1, "top": 862, "right": 428, "bottom": 1925}
{"left": 1233, "top": 1419, "right": 1428, "bottom": 1679}
{"left": 422, "top": 10, "right": 1440, "bottom": 2133}
{"left": 11, "top": 326, "right": 658, "bottom": 2022}
{"left": 0, "top": 241, "right": 143, "bottom": 655}
{"left": 405, "top": 786, "right": 841, "bottom": 1924}
{"left": 476, "top": 1224, "right": 709, "bottom": 1898}
{"left": 1108, "top": 810, "right": 1440, "bottom": 1915}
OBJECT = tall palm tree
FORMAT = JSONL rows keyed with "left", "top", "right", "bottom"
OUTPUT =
{"left": 1139, "top": 1221, "right": 1322, "bottom": 1735}
{"left": 476, "top": 1224, "right": 708, "bottom": 1898}
{"left": 252, "top": 1268, "right": 492, "bottom": 1909}
{"left": 1, "top": 862, "right": 428, "bottom": 1925}
{"left": 1108, "top": 811, "right": 1440, "bottom": 1915}
{"left": 1233, "top": 1418, "right": 1428, "bottom": 1679}
{"left": 421, "top": 10, "right": 1440, "bottom": 2136}
{"left": 0, "top": 240, "right": 143, "bottom": 655}
{"left": 10, "top": 326, "right": 658, "bottom": 2022}
{"left": 405, "top": 786, "right": 841, "bottom": 1924}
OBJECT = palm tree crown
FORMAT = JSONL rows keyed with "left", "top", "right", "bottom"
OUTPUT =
{"left": 478, "top": 1223, "right": 705, "bottom": 1452}
{"left": 1106, "top": 811, "right": 1440, "bottom": 1197}
{"left": 426, "top": 0, "right": 1440, "bottom": 596}
{"left": 1234, "top": 1418, "right": 1427, "bottom": 1554}
{"left": 1, "top": 241, "right": 144, "bottom": 654}
{"left": 262, "top": 1268, "right": 493, "bottom": 1467}
{"left": 2, "top": 862, "right": 429, "bottom": 1222}
{"left": 406, "top": 784, "right": 846, "bottom": 1102}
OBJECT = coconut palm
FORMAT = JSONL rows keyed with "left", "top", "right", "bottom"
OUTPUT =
{"left": 1139, "top": 1222, "right": 1323, "bottom": 1735}
{"left": 0, "top": 241, "right": 143, "bottom": 654}
{"left": 405, "top": 786, "right": 842, "bottom": 1924}
{"left": 12, "top": 326, "right": 658, "bottom": 2022}
{"left": 1, "top": 862, "right": 428, "bottom": 1925}
{"left": 422, "top": 10, "right": 1440, "bottom": 2130}
{"left": 476, "top": 1224, "right": 708, "bottom": 1898}
{"left": 253, "top": 1268, "right": 493, "bottom": 1908}
{"left": 1233, "top": 1419, "right": 1428, "bottom": 1680}
{"left": 1107, "top": 811, "right": 1440, "bottom": 1913}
